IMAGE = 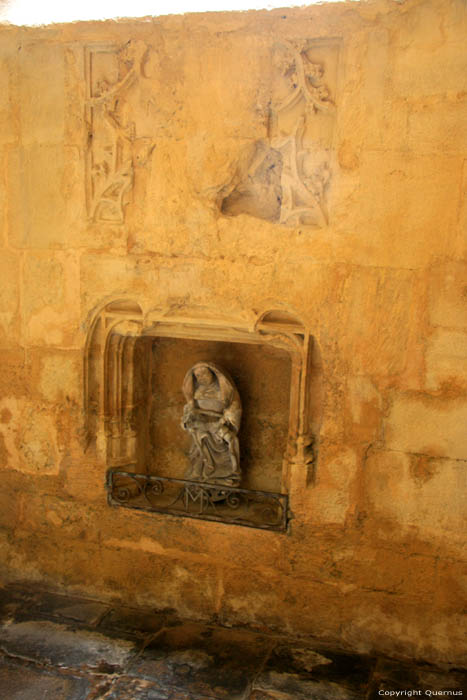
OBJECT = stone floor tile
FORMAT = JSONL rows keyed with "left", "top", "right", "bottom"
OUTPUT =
{"left": 128, "top": 621, "right": 272, "bottom": 699}
{"left": 0, "top": 619, "right": 139, "bottom": 672}
{"left": 252, "top": 643, "right": 374, "bottom": 700}
{"left": 0, "top": 583, "right": 110, "bottom": 626}
{"left": 87, "top": 676, "right": 170, "bottom": 699}
{"left": 251, "top": 674, "right": 359, "bottom": 699}
{"left": 0, "top": 583, "right": 42, "bottom": 621}
{"left": 417, "top": 665, "right": 467, "bottom": 690}
{"left": 0, "top": 656, "right": 90, "bottom": 700}
{"left": 98, "top": 606, "right": 175, "bottom": 639}
{"left": 40, "top": 597, "right": 109, "bottom": 626}
{"left": 167, "top": 693, "right": 217, "bottom": 700}
{"left": 367, "top": 658, "right": 467, "bottom": 698}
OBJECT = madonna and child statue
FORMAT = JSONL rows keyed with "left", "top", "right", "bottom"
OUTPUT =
{"left": 181, "top": 362, "right": 241, "bottom": 487}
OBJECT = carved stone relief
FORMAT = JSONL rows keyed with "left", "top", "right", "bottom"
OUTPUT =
{"left": 85, "top": 42, "right": 155, "bottom": 223}
{"left": 181, "top": 362, "right": 242, "bottom": 487}
{"left": 222, "top": 39, "right": 340, "bottom": 227}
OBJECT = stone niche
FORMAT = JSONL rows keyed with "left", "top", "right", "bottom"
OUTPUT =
{"left": 85, "top": 299, "right": 319, "bottom": 528}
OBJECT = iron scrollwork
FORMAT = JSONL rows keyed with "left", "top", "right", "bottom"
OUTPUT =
{"left": 106, "top": 469, "right": 289, "bottom": 532}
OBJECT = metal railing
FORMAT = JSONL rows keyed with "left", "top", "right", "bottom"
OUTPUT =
{"left": 106, "top": 469, "right": 289, "bottom": 532}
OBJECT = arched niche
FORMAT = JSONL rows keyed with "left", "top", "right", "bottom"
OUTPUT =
{"left": 84, "top": 300, "right": 319, "bottom": 492}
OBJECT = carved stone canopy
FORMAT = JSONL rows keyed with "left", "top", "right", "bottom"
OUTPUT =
{"left": 85, "top": 302, "right": 317, "bottom": 493}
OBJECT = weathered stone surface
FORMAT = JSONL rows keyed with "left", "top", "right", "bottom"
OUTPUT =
{"left": 0, "top": 582, "right": 465, "bottom": 700}
{"left": 7, "top": 145, "right": 84, "bottom": 248}
{"left": 344, "top": 151, "right": 463, "bottom": 268}
{"left": 37, "top": 349, "right": 81, "bottom": 404}
{"left": 339, "top": 266, "right": 418, "bottom": 375}
{"left": 0, "top": 657, "right": 90, "bottom": 700}
{"left": 22, "top": 251, "right": 81, "bottom": 346}
{"left": 425, "top": 328, "right": 467, "bottom": 391}
{"left": 253, "top": 645, "right": 373, "bottom": 700}
{"left": 384, "top": 393, "right": 467, "bottom": 460}
{"left": 364, "top": 449, "right": 467, "bottom": 546}
{"left": 0, "top": 0, "right": 466, "bottom": 669}
{"left": 128, "top": 622, "right": 271, "bottom": 699}
{"left": 306, "top": 445, "right": 358, "bottom": 525}
{"left": 98, "top": 605, "right": 172, "bottom": 639}
{"left": 392, "top": 2, "right": 467, "bottom": 98}
{"left": 345, "top": 376, "right": 382, "bottom": 443}
{"left": 252, "top": 672, "right": 359, "bottom": 700}
{"left": 0, "top": 584, "right": 109, "bottom": 626}
{"left": 0, "top": 619, "right": 136, "bottom": 671}
{"left": 0, "top": 54, "right": 16, "bottom": 145}
{"left": 0, "top": 396, "right": 61, "bottom": 474}
{"left": 407, "top": 98, "right": 467, "bottom": 155}
{"left": 18, "top": 43, "right": 65, "bottom": 146}
{"left": 89, "top": 677, "right": 169, "bottom": 699}
{"left": 367, "top": 657, "right": 467, "bottom": 699}
{"left": 0, "top": 250, "right": 20, "bottom": 347}
{"left": 428, "top": 261, "right": 467, "bottom": 330}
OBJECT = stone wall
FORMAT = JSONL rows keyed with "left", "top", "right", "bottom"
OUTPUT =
{"left": 0, "top": 0, "right": 466, "bottom": 666}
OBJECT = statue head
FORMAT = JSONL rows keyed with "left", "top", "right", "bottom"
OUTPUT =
{"left": 193, "top": 365, "right": 215, "bottom": 387}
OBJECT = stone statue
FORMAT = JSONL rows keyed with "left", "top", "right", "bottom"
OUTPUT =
{"left": 181, "top": 362, "right": 241, "bottom": 487}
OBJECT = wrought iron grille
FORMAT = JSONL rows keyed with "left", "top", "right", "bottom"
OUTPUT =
{"left": 106, "top": 469, "right": 289, "bottom": 532}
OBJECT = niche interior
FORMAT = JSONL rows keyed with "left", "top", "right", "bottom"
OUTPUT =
{"left": 85, "top": 301, "right": 317, "bottom": 530}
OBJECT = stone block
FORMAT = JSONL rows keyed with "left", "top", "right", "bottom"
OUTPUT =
{"left": 22, "top": 251, "right": 80, "bottom": 347}
{"left": 428, "top": 261, "right": 467, "bottom": 330}
{"left": 0, "top": 396, "right": 60, "bottom": 475}
{"left": 80, "top": 254, "right": 156, "bottom": 313}
{"left": 340, "top": 266, "right": 417, "bottom": 376}
{"left": 0, "top": 249, "right": 20, "bottom": 347}
{"left": 407, "top": 98, "right": 467, "bottom": 155}
{"left": 19, "top": 42, "right": 65, "bottom": 145}
{"left": 364, "top": 449, "right": 467, "bottom": 545}
{"left": 98, "top": 542, "right": 220, "bottom": 620}
{"left": 220, "top": 566, "right": 343, "bottom": 641}
{"left": 0, "top": 482, "right": 20, "bottom": 529}
{"left": 432, "top": 558, "right": 467, "bottom": 615}
{"left": 425, "top": 328, "right": 467, "bottom": 391}
{"left": 454, "top": 159, "right": 467, "bottom": 260}
{"left": 332, "top": 544, "right": 437, "bottom": 599}
{"left": 7, "top": 144, "right": 84, "bottom": 248}
{"left": 354, "top": 152, "right": 462, "bottom": 268}
{"left": 392, "top": 2, "right": 467, "bottom": 97}
{"left": 306, "top": 445, "right": 358, "bottom": 525}
{"left": 385, "top": 393, "right": 467, "bottom": 460}
{"left": 345, "top": 376, "right": 382, "bottom": 442}
{"left": 38, "top": 350, "right": 81, "bottom": 403}
{"left": 0, "top": 162, "right": 5, "bottom": 247}
{"left": 0, "top": 48, "right": 17, "bottom": 144}
{"left": 0, "top": 348, "right": 27, "bottom": 398}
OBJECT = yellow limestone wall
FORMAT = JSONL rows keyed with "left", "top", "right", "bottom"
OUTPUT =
{"left": 0, "top": 0, "right": 466, "bottom": 665}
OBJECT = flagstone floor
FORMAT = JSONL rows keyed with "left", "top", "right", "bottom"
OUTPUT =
{"left": 0, "top": 583, "right": 464, "bottom": 699}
